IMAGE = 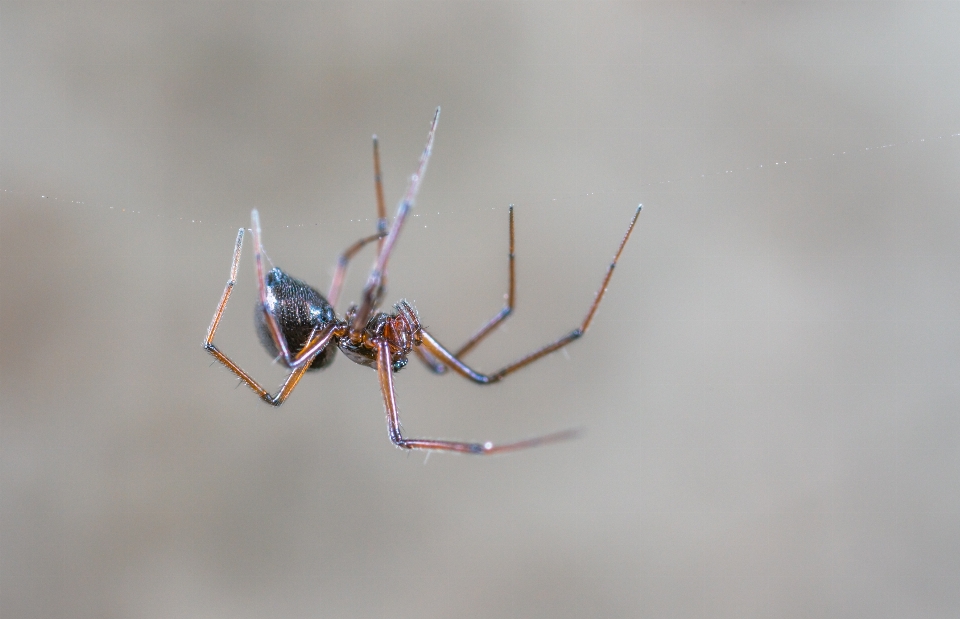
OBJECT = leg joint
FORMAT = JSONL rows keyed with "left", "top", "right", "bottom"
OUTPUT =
{"left": 389, "top": 427, "right": 407, "bottom": 447}
{"left": 262, "top": 394, "right": 282, "bottom": 407}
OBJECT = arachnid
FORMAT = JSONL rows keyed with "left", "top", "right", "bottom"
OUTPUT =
{"left": 204, "top": 108, "right": 641, "bottom": 454}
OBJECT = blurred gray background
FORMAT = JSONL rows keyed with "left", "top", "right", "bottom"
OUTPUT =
{"left": 2, "top": 2, "right": 959, "bottom": 618}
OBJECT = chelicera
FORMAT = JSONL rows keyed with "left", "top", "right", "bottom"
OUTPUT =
{"left": 204, "top": 108, "right": 641, "bottom": 454}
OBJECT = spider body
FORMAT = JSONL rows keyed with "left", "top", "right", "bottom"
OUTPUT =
{"left": 255, "top": 265, "right": 421, "bottom": 375}
{"left": 204, "top": 108, "right": 641, "bottom": 454}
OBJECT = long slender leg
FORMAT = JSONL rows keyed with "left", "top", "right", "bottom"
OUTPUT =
{"left": 327, "top": 232, "right": 384, "bottom": 309}
{"left": 204, "top": 227, "right": 245, "bottom": 349}
{"left": 414, "top": 345, "right": 448, "bottom": 374}
{"left": 415, "top": 204, "right": 642, "bottom": 384}
{"left": 373, "top": 134, "right": 388, "bottom": 252}
{"left": 250, "top": 209, "right": 293, "bottom": 365}
{"left": 455, "top": 204, "right": 516, "bottom": 357}
{"left": 287, "top": 323, "right": 344, "bottom": 367}
{"left": 376, "top": 342, "right": 579, "bottom": 454}
{"left": 327, "top": 134, "right": 391, "bottom": 310}
{"left": 416, "top": 204, "right": 517, "bottom": 376}
{"left": 352, "top": 107, "right": 440, "bottom": 332}
{"left": 205, "top": 345, "right": 311, "bottom": 406}
{"left": 204, "top": 228, "right": 335, "bottom": 404}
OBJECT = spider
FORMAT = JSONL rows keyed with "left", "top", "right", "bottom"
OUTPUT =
{"left": 204, "top": 108, "right": 641, "bottom": 454}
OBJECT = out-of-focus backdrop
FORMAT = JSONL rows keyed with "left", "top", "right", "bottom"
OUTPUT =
{"left": 3, "top": 2, "right": 959, "bottom": 617}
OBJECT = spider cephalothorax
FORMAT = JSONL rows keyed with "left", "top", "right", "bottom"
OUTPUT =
{"left": 204, "top": 108, "right": 641, "bottom": 454}
{"left": 339, "top": 300, "right": 421, "bottom": 372}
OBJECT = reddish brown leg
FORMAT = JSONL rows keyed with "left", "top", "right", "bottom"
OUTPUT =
{"left": 373, "top": 134, "right": 388, "bottom": 252}
{"left": 250, "top": 209, "right": 293, "bottom": 364}
{"left": 376, "top": 342, "right": 579, "bottom": 454}
{"left": 203, "top": 226, "right": 338, "bottom": 405}
{"left": 204, "top": 227, "right": 245, "bottom": 351}
{"left": 415, "top": 204, "right": 641, "bottom": 384}
{"left": 415, "top": 204, "right": 516, "bottom": 375}
{"left": 353, "top": 107, "right": 440, "bottom": 332}
{"left": 453, "top": 204, "right": 516, "bottom": 357}
{"left": 327, "top": 134, "right": 391, "bottom": 309}
{"left": 327, "top": 232, "right": 384, "bottom": 309}
{"left": 414, "top": 345, "right": 448, "bottom": 374}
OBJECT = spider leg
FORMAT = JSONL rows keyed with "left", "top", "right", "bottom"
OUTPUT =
{"left": 205, "top": 346, "right": 311, "bottom": 406}
{"left": 415, "top": 205, "right": 517, "bottom": 375}
{"left": 376, "top": 342, "right": 579, "bottom": 454}
{"left": 454, "top": 204, "right": 516, "bottom": 357}
{"left": 326, "top": 135, "right": 392, "bottom": 309}
{"left": 327, "top": 232, "right": 384, "bottom": 309}
{"left": 373, "top": 134, "right": 388, "bottom": 251}
{"left": 207, "top": 319, "right": 339, "bottom": 405}
{"left": 204, "top": 227, "right": 245, "bottom": 349}
{"left": 415, "top": 204, "right": 641, "bottom": 384}
{"left": 414, "top": 345, "right": 448, "bottom": 374}
{"left": 203, "top": 226, "right": 339, "bottom": 404}
{"left": 250, "top": 209, "right": 295, "bottom": 365}
{"left": 352, "top": 107, "right": 440, "bottom": 332}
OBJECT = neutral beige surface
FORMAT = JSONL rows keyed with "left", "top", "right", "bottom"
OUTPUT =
{"left": 3, "top": 2, "right": 959, "bottom": 617}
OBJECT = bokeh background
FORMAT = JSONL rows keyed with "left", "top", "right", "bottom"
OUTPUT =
{"left": 3, "top": 2, "right": 959, "bottom": 617}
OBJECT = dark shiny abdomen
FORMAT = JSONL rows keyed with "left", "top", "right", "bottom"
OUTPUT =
{"left": 254, "top": 268, "right": 337, "bottom": 370}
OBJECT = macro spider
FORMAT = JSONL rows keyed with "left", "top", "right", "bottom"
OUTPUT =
{"left": 204, "top": 108, "right": 641, "bottom": 454}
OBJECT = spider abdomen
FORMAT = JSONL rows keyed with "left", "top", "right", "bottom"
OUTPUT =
{"left": 255, "top": 268, "right": 337, "bottom": 370}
